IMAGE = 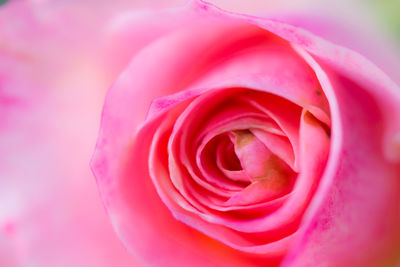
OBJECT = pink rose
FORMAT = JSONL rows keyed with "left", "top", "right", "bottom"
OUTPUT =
{"left": 1, "top": 0, "right": 399, "bottom": 266}
{"left": 92, "top": 1, "right": 400, "bottom": 267}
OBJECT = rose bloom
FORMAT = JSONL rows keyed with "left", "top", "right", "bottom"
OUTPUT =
{"left": 1, "top": 0, "right": 400, "bottom": 267}
{"left": 91, "top": 1, "right": 400, "bottom": 267}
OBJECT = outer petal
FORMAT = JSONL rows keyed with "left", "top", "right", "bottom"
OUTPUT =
{"left": 280, "top": 47, "right": 400, "bottom": 267}
{"left": 207, "top": 0, "right": 400, "bottom": 86}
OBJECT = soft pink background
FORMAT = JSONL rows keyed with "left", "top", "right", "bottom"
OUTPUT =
{"left": 0, "top": 1, "right": 399, "bottom": 266}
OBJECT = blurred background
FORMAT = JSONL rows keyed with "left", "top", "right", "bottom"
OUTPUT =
{"left": 0, "top": 0, "right": 399, "bottom": 267}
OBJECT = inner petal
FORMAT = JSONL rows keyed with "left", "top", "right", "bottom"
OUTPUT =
{"left": 224, "top": 130, "right": 296, "bottom": 206}
{"left": 251, "top": 129, "right": 295, "bottom": 170}
{"left": 215, "top": 135, "right": 250, "bottom": 184}
{"left": 232, "top": 130, "right": 276, "bottom": 181}
{"left": 217, "top": 136, "right": 242, "bottom": 171}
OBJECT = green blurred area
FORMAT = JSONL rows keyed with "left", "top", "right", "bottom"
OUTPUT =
{"left": 371, "top": 0, "right": 400, "bottom": 39}
{"left": 0, "top": 0, "right": 8, "bottom": 6}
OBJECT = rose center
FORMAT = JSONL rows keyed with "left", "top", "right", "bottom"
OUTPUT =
{"left": 212, "top": 128, "right": 295, "bottom": 206}
{"left": 232, "top": 129, "right": 290, "bottom": 184}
